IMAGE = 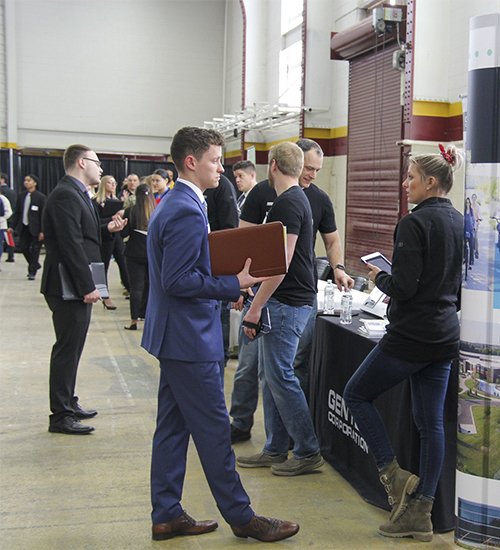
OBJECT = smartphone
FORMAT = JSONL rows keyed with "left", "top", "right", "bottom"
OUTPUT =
{"left": 360, "top": 252, "right": 392, "bottom": 274}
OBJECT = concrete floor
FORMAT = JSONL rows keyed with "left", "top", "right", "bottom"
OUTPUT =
{"left": 0, "top": 257, "right": 459, "bottom": 549}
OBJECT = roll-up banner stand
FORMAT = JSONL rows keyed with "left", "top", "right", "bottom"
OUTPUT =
{"left": 455, "top": 12, "right": 500, "bottom": 549}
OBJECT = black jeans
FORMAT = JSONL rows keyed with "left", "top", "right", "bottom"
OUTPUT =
{"left": 19, "top": 226, "right": 42, "bottom": 275}
{"left": 100, "top": 236, "right": 130, "bottom": 292}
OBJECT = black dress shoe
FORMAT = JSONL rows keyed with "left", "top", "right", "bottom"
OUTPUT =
{"left": 152, "top": 511, "right": 218, "bottom": 541}
{"left": 73, "top": 403, "right": 98, "bottom": 419}
{"left": 230, "top": 424, "right": 251, "bottom": 444}
{"left": 48, "top": 417, "right": 94, "bottom": 435}
{"left": 231, "top": 514, "right": 299, "bottom": 542}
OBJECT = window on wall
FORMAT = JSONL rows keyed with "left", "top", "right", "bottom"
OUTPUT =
{"left": 279, "top": 0, "right": 303, "bottom": 107}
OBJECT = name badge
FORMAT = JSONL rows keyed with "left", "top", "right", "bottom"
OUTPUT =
{"left": 31, "top": 205, "right": 39, "bottom": 211}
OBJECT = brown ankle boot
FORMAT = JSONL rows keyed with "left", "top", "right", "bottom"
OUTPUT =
{"left": 378, "top": 496, "right": 433, "bottom": 542}
{"left": 379, "top": 458, "right": 420, "bottom": 520}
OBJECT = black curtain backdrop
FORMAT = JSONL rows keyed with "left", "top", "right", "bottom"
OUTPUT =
{"left": 0, "top": 153, "right": 242, "bottom": 196}
{"left": 100, "top": 159, "right": 127, "bottom": 187}
{"left": 0, "top": 149, "right": 10, "bottom": 182}
{"left": 128, "top": 160, "right": 170, "bottom": 178}
{"left": 18, "top": 155, "right": 65, "bottom": 196}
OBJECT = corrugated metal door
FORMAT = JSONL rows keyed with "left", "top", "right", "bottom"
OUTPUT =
{"left": 345, "top": 45, "right": 404, "bottom": 274}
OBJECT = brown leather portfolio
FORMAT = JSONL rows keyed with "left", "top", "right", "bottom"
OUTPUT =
{"left": 208, "top": 221, "right": 288, "bottom": 277}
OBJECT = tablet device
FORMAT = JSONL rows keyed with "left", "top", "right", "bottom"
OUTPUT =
{"left": 360, "top": 252, "right": 392, "bottom": 274}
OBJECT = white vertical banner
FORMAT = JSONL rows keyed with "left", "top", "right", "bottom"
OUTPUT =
{"left": 455, "top": 13, "right": 500, "bottom": 549}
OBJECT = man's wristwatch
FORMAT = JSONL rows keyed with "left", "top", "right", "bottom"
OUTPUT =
{"left": 334, "top": 264, "right": 346, "bottom": 271}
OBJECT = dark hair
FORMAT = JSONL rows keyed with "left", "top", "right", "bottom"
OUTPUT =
{"left": 296, "top": 138, "right": 323, "bottom": 156}
{"left": 25, "top": 174, "right": 40, "bottom": 186}
{"left": 233, "top": 160, "right": 255, "bottom": 172}
{"left": 153, "top": 168, "right": 169, "bottom": 179}
{"left": 132, "top": 183, "right": 156, "bottom": 231}
{"left": 0, "top": 172, "right": 8, "bottom": 183}
{"left": 63, "top": 144, "right": 92, "bottom": 171}
{"left": 170, "top": 127, "right": 224, "bottom": 171}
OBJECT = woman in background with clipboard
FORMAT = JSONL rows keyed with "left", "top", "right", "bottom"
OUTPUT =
{"left": 344, "top": 145, "right": 464, "bottom": 542}
{"left": 93, "top": 175, "right": 130, "bottom": 310}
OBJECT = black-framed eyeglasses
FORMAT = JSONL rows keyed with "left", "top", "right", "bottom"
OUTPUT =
{"left": 83, "top": 157, "right": 102, "bottom": 168}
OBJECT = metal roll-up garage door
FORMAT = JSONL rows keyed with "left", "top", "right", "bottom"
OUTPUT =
{"left": 345, "top": 44, "right": 404, "bottom": 275}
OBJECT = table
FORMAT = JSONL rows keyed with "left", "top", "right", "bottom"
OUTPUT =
{"left": 309, "top": 314, "right": 457, "bottom": 533}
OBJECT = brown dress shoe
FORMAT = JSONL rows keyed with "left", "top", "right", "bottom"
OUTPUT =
{"left": 152, "top": 511, "right": 218, "bottom": 541}
{"left": 231, "top": 514, "right": 299, "bottom": 542}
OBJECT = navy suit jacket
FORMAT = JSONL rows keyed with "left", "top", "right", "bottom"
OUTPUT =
{"left": 141, "top": 181, "right": 240, "bottom": 362}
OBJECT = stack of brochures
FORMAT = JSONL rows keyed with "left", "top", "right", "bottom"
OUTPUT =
{"left": 358, "top": 318, "right": 389, "bottom": 337}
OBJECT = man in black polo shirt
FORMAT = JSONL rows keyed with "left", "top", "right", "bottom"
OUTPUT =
{"left": 229, "top": 139, "right": 353, "bottom": 444}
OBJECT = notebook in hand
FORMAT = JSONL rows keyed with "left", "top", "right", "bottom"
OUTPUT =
{"left": 101, "top": 199, "right": 124, "bottom": 218}
{"left": 208, "top": 221, "right": 287, "bottom": 277}
{"left": 59, "top": 262, "right": 109, "bottom": 301}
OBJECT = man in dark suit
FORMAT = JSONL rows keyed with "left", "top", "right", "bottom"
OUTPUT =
{"left": 141, "top": 127, "right": 299, "bottom": 543}
{"left": 13, "top": 174, "right": 46, "bottom": 279}
{"left": 0, "top": 172, "right": 17, "bottom": 262}
{"left": 41, "top": 144, "right": 126, "bottom": 435}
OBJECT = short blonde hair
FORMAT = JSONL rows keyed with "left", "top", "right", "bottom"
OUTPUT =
{"left": 269, "top": 142, "right": 304, "bottom": 179}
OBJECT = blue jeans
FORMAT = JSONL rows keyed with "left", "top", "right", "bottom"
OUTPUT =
{"left": 260, "top": 298, "right": 319, "bottom": 458}
{"left": 229, "top": 303, "right": 260, "bottom": 432}
{"left": 293, "top": 295, "right": 318, "bottom": 399}
{"left": 343, "top": 345, "right": 451, "bottom": 499}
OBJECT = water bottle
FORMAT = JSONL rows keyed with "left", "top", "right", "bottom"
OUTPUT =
{"left": 340, "top": 290, "right": 353, "bottom": 324}
{"left": 323, "top": 279, "right": 335, "bottom": 314}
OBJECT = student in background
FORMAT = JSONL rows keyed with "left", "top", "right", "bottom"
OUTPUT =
{"left": 122, "top": 183, "right": 156, "bottom": 330}
{"left": 0, "top": 191, "right": 12, "bottom": 268}
{"left": 150, "top": 169, "right": 169, "bottom": 203}
{"left": 13, "top": 174, "right": 46, "bottom": 280}
{"left": 0, "top": 172, "right": 17, "bottom": 263}
{"left": 93, "top": 175, "right": 130, "bottom": 310}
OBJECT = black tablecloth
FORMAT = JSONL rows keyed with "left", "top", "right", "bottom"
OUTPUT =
{"left": 309, "top": 314, "right": 457, "bottom": 532}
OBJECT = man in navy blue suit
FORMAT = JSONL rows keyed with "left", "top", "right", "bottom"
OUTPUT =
{"left": 141, "top": 127, "right": 300, "bottom": 543}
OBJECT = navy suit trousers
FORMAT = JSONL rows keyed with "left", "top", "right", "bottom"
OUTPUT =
{"left": 151, "top": 358, "right": 254, "bottom": 526}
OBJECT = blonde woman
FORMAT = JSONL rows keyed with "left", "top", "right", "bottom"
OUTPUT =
{"left": 93, "top": 175, "right": 130, "bottom": 309}
{"left": 344, "top": 145, "right": 464, "bottom": 542}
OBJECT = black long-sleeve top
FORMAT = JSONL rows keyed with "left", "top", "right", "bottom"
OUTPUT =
{"left": 375, "top": 197, "right": 463, "bottom": 362}
{"left": 121, "top": 206, "right": 147, "bottom": 260}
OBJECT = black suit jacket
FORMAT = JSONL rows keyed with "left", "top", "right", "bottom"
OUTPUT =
{"left": 204, "top": 174, "right": 238, "bottom": 231}
{"left": 14, "top": 189, "right": 47, "bottom": 236}
{"left": 41, "top": 175, "right": 102, "bottom": 297}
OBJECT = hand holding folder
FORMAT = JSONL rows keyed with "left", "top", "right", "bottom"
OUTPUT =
{"left": 208, "top": 221, "right": 287, "bottom": 277}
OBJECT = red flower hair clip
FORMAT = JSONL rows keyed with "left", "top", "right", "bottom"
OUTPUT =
{"left": 438, "top": 143, "right": 455, "bottom": 165}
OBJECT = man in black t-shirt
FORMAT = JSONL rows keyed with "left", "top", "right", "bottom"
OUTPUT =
{"left": 241, "top": 140, "right": 352, "bottom": 290}
{"left": 229, "top": 140, "right": 353, "bottom": 443}
{"left": 236, "top": 142, "right": 323, "bottom": 476}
